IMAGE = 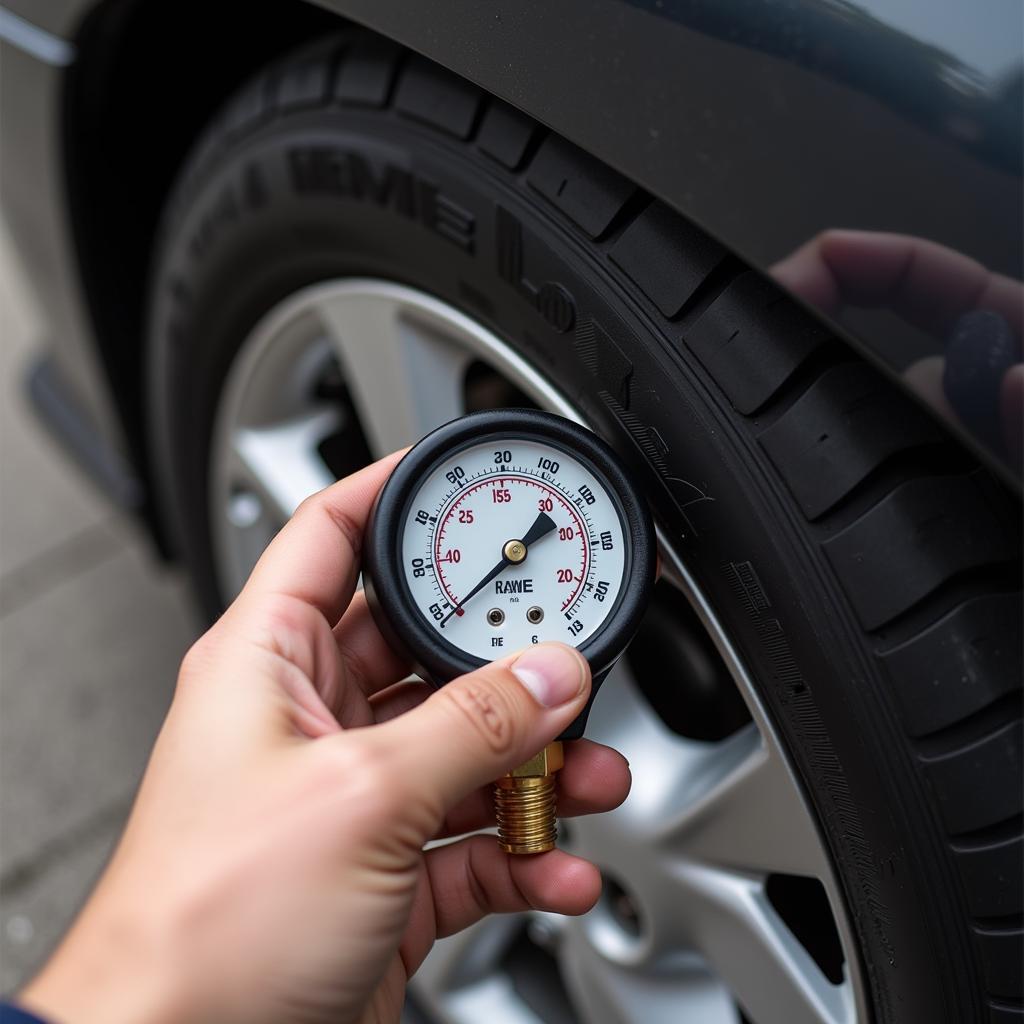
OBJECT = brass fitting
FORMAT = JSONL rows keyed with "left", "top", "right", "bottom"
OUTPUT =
{"left": 494, "top": 741, "right": 564, "bottom": 854}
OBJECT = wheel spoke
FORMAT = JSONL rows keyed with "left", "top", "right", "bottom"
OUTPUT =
{"left": 584, "top": 659, "right": 689, "bottom": 762}
{"left": 588, "top": 663, "right": 827, "bottom": 878}
{"left": 232, "top": 407, "right": 340, "bottom": 521}
{"left": 411, "top": 916, "right": 537, "bottom": 1023}
{"left": 611, "top": 563, "right": 830, "bottom": 879}
{"left": 315, "top": 287, "right": 471, "bottom": 456}
{"left": 559, "top": 930, "right": 740, "bottom": 1024}
{"left": 672, "top": 864, "right": 853, "bottom": 1024}
{"left": 656, "top": 730, "right": 831, "bottom": 879}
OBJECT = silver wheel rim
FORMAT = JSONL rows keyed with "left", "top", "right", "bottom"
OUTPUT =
{"left": 210, "top": 279, "right": 870, "bottom": 1024}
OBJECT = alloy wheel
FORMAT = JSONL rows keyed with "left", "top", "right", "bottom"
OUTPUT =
{"left": 209, "top": 280, "right": 869, "bottom": 1024}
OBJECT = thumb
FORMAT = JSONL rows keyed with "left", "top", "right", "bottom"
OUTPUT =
{"left": 374, "top": 642, "right": 590, "bottom": 816}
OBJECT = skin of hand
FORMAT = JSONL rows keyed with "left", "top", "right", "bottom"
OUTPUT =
{"left": 772, "top": 229, "right": 1023, "bottom": 466}
{"left": 20, "top": 452, "right": 630, "bottom": 1024}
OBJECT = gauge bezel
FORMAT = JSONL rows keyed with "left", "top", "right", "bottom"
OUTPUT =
{"left": 364, "top": 409, "right": 655, "bottom": 688}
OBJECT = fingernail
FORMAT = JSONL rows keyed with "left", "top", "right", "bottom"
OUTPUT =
{"left": 512, "top": 644, "right": 587, "bottom": 707}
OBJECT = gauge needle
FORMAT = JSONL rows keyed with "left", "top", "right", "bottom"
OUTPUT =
{"left": 519, "top": 510, "right": 558, "bottom": 548}
{"left": 440, "top": 511, "right": 556, "bottom": 626}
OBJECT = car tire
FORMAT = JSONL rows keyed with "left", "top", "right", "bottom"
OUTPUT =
{"left": 147, "top": 32, "right": 1022, "bottom": 1023}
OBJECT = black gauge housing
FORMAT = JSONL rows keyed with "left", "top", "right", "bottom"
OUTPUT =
{"left": 363, "top": 409, "right": 656, "bottom": 739}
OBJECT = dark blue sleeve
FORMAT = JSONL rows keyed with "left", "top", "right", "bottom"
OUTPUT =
{"left": 0, "top": 1004, "right": 50, "bottom": 1024}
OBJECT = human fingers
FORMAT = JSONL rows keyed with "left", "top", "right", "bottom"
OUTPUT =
{"left": 771, "top": 229, "right": 1024, "bottom": 340}
{"left": 399, "top": 833, "right": 601, "bottom": 976}
{"left": 435, "top": 738, "right": 631, "bottom": 838}
{"left": 236, "top": 450, "right": 405, "bottom": 625}
{"left": 369, "top": 684, "right": 633, "bottom": 831}
{"left": 369, "top": 679, "right": 435, "bottom": 723}
{"left": 904, "top": 348, "right": 1024, "bottom": 467}
{"left": 427, "top": 834, "right": 601, "bottom": 934}
{"left": 366, "top": 643, "right": 591, "bottom": 829}
{"left": 1000, "top": 364, "right": 1024, "bottom": 469}
{"left": 178, "top": 591, "right": 346, "bottom": 740}
{"left": 940, "top": 309, "right": 1023, "bottom": 456}
{"left": 333, "top": 590, "right": 413, "bottom": 697}
{"left": 367, "top": 681, "right": 632, "bottom": 834}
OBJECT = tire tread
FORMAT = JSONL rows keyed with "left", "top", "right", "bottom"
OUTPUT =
{"left": 156, "top": 31, "right": 1024, "bottom": 1010}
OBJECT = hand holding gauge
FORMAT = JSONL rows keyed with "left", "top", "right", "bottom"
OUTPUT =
{"left": 364, "top": 410, "right": 655, "bottom": 854}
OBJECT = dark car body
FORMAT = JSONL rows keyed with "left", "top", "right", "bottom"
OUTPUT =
{"left": 1, "top": 0, "right": 1021, "bottom": 526}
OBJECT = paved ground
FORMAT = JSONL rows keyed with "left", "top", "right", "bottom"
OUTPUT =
{"left": 0, "top": 224, "right": 198, "bottom": 994}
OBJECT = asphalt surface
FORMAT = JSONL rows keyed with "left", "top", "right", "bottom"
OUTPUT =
{"left": 0, "top": 223, "right": 198, "bottom": 994}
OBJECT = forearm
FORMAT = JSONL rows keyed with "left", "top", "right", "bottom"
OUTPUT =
{"left": 18, "top": 878, "right": 190, "bottom": 1024}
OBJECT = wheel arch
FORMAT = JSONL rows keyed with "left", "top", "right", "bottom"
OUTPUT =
{"left": 61, "top": 0, "right": 345, "bottom": 547}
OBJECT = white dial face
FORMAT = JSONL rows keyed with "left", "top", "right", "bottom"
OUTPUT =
{"left": 400, "top": 438, "right": 627, "bottom": 660}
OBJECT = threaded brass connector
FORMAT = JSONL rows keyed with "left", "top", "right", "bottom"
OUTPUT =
{"left": 494, "top": 741, "right": 564, "bottom": 854}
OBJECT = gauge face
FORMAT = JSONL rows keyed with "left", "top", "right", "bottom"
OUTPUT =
{"left": 400, "top": 438, "right": 627, "bottom": 659}
{"left": 365, "top": 409, "right": 655, "bottom": 705}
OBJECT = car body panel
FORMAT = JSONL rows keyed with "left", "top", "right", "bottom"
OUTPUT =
{"left": 0, "top": 1, "right": 80, "bottom": 35}
{"left": 312, "top": 0, "right": 1022, "bottom": 273}
{"left": 0, "top": 34, "right": 127, "bottom": 461}
{"left": 1, "top": 0, "right": 1020, "bottom": 506}
{"left": 307, "top": 0, "right": 1022, "bottom": 376}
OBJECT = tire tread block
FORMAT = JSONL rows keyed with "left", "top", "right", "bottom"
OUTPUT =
{"left": 759, "top": 363, "right": 943, "bottom": 519}
{"left": 219, "top": 71, "right": 273, "bottom": 139}
{"left": 989, "top": 1004, "right": 1024, "bottom": 1022}
{"left": 335, "top": 36, "right": 401, "bottom": 107}
{"left": 921, "top": 720, "right": 1023, "bottom": 834}
{"left": 477, "top": 100, "right": 538, "bottom": 169}
{"left": 682, "top": 271, "right": 829, "bottom": 413}
{"left": 954, "top": 834, "right": 1023, "bottom": 918}
{"left": 394, "top": 57, "right": 482, "bottom": 139}
{"left": 526, "top": 135, "right": 635, "bottom": 239}
{"left": 610, "top": 201, "right": 724, "bottom": 318}
{"left": 822, "top": 475, "right": 1019, "bottom": 630}
{"left": 878, "top": 593, "right": 1022, "bottom": 738}
{"left": 273, "top": 39, "right": 342, "bottom": 111}
{"left": 973, "top": 922, "right": 1024, "bottom": 1000}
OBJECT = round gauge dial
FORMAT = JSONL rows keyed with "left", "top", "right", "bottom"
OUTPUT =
{"left": 401, "top": 438, "right": 627, "bottom": 659}
{"left": 364, "top": 410, "right": 656, "bottom": 699}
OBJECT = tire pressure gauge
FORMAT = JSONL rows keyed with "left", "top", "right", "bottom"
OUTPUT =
{"left": 364, "top": 409, "right": 655, "bottom": 853}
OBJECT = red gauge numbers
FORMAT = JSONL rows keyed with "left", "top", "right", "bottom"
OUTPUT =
{"left": 401, "top": 439, "right": 627, "bottom": 659}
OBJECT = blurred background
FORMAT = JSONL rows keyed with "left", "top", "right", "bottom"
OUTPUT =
{"left": 0, "top": 220, "right": 197, "bottom": 993}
